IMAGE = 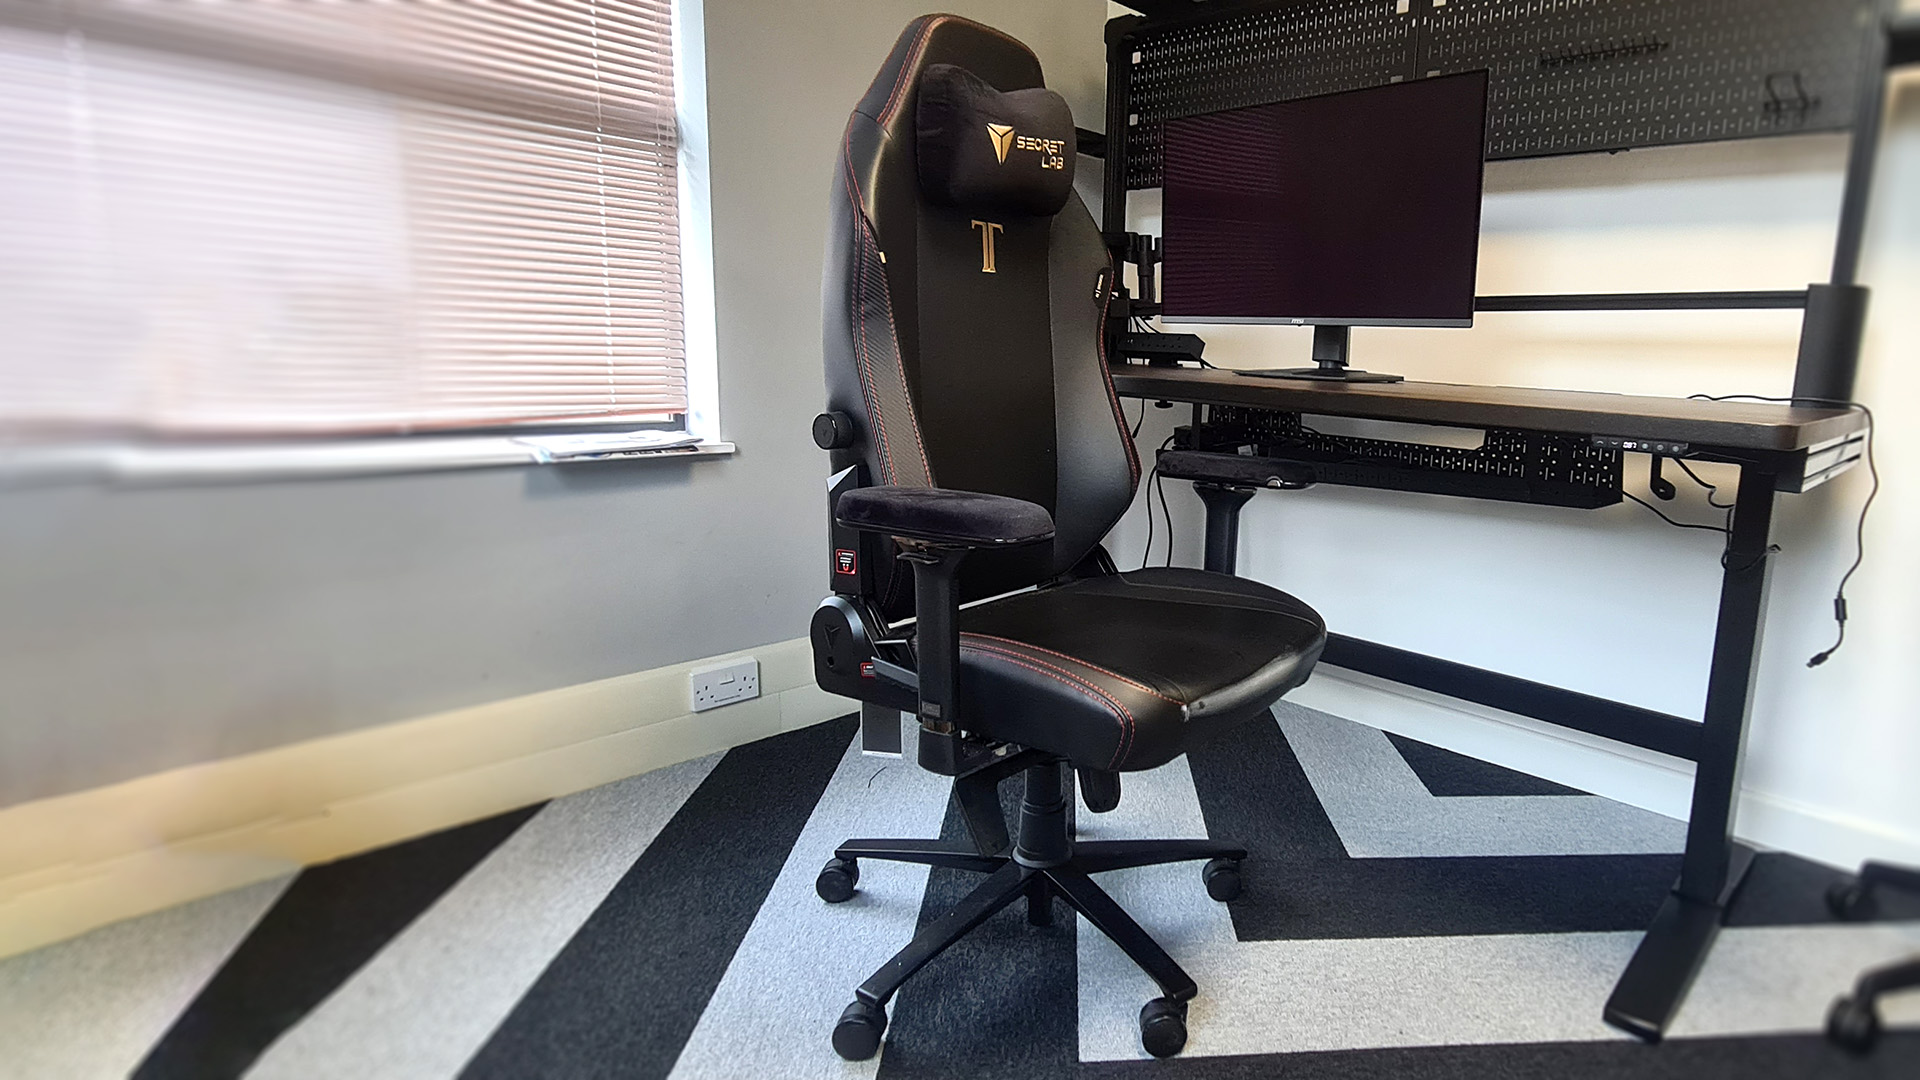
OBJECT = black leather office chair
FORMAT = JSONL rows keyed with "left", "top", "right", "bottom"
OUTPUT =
{"left": 806, "top": 14, "right": 1327, "bottom": 1060}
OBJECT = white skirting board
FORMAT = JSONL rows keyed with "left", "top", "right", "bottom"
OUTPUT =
{"left": 9, "top": 645, "right": 1913, "bottom": 962}
{"left": 0, "top": 638, "right": 854, "bottom": 961}
{"left": 1291, "top": 665, "right": 1920, "bottom": 873}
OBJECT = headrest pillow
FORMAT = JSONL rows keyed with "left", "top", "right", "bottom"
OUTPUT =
{"left": 916, "top": 63, "right": 1076, "bottom": 217}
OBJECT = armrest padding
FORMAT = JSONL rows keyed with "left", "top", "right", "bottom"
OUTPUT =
{"left": 836, "top": 486, "right": 1054, "bottom": 548}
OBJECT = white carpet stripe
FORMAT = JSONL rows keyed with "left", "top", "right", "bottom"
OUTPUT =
{"left": 667, "top": 725, "right": 951, "bottom": 1080}
{"left": 1073, "top": 752, "right": 1238, "bottom": 1063}
{"left": 245, "top": 753, "right": 720, "bottom": 1080}
{"left": 0, "top": 875, "right": 291, "bottom": 1080}
{"left": 1076, "top": 710, "right": 1920, "bottom": 1062}
{"left": 1279, "top": 702, "right": 1687, "bottom": 858}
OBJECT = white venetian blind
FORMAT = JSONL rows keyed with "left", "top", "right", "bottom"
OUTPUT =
{"left": 0, "top": 0, "right": 686, "bottom": 435}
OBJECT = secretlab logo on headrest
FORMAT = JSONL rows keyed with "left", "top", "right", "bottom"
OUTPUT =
{"left": 986, "top": 123, "right": 1015, "bottom": 163}
{"left": 985, "top": 123, "right": 1066, "bottom": 170}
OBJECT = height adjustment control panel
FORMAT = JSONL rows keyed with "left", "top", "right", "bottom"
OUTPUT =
{"left": 1590, "top": 435, "right": 1690, "bottom": 456}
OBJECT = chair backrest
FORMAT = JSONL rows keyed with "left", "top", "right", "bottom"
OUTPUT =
{"left": 823, "top": 14, "right": 1140, "bottom": 617}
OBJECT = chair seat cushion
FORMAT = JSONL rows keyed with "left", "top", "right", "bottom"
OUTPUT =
{"left": 956, "top": 568, "right": 1325, "bottom": 772}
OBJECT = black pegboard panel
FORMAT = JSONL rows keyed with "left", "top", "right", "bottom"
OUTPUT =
{"left": 1428, "top": 0, "right": 1874, "bottom": 158}
{"left": 1121, "top": 0, "right": 1879, "bottom": 188}
{"left": 1189, "top": 405, "right": 1623, "bottom": 507}
{"left": 1125, "top": 0, "right": 1415, "bottom": 190}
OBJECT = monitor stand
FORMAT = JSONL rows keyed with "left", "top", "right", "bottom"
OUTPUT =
{"left": 1237, "top": 325, "right": 1405, "bottom": 383}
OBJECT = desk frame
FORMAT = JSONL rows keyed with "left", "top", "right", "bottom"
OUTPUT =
{"left": 1098, "top": 0, "right": 1913, "bottom": 1041}
{"left": 1147, "top": 401, "right": 1788, "bottom": 1042}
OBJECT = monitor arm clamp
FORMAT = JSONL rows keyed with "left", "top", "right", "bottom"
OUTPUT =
{"left": 1107, "top": 231, "right": 1208, "bottom": 366}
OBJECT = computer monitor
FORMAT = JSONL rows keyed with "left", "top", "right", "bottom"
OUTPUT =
{"left": 1158, "top": 71, "right": 1490, "bottom": 382}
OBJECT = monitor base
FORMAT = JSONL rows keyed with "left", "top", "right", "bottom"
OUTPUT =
{"left": 1231, "top": 325, "right": 1405, "bottom": 383}
{"left": 1238, "top": 366, "right": 1405, "bottom": 384}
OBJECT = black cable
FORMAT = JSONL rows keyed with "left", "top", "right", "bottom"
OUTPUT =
{"left": 1157, "top": 464, "right": 1174, "bottom": 566}
{"left": 1128, "top": 397, "right": 1146, "bottom": 438}
{"left": 1622, "top": 490, "right": 1730, "bottom": 535}
{"left": 1138, "top": 434, "right": 1176, "bottom": 569}
{"left": 1672, "top": 458, "right": 1735, "bottom": 509}
{"left": 1688, "top": 393, "right": 1877, "bottom": 667}
{"left": 1139, "top": 463, "right": 1155, "bottom": 569}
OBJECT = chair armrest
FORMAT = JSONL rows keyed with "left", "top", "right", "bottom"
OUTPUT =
{"left": 831, "top": 486, "right": 1049, "bottom": 775}
{"left": 835, "top": 486, "right": 1054, "bottom": 549}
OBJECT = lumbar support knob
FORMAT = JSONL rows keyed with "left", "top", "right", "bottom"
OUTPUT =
{"left": 813, "top": 411, "right": 857, "bottom": 450}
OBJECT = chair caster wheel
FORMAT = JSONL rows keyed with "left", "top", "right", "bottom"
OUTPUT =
{"left": 1826, "top": 878, "right": 1872, "bottom": 921}
{"left": 833, "top": 999, "right": 887, "bottom": 1060}
{"left": 1203, "top": 857, "right": 1242, "bottom": 902}
{"left": 1139, "top": 997, "right": 1188, "bottom": 1058}
{"left": 1826, "top": 994, "right": 1880, "bottom": 1054}
{"left": 817, "top": 857, "right": 859, "bottom": 903}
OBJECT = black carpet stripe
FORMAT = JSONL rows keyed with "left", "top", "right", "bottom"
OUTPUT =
{"left": 875, "top": 774, "right": 1080, "bottom": 1079}
{"left": 132, "top": 804, "right": 543, "bottom": 1080}
{"left": 1078, "top": 1032, "right": 1920, "bottom": 1079}
{"left": 460, "top": 715, "right": 857, "bottom": 1080}
{"left": 1190, "top": 715, "right": 1678, "bottom": 938}
{"left": 1190, "top": 714, "right": 1876, "bottom": 938}
{"left": 1730, "top": 852, "right": 1920, "bottom": 926}
{"left": 1385, "top": 731, "right": 1585, "bottom": 798}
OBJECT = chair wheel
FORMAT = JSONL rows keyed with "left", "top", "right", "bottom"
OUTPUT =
{"left": 1826, "top": 878, "right": 1873, "bottom": 921}
{"left": 817, "top": 857, "right": 859, "bottom": 903}
{"left": 1203, "top": 857, "right": 1243, "bottom": 902}
{"left": 1139, "top": 997, "right": 1188, "bottom": 1058}
{"left": 1826, "top": 994, "right": 1880, "bottom": 1054}
{"left": 833, "top": 999, "right": 887, "bottom": 1060}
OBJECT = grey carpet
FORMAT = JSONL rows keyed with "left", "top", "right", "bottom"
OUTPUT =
{"left": 5, "top": 708, "right": 1915, "bottom": 1079}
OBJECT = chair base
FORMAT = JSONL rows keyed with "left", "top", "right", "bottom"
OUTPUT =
{"left": 1824, "top": 862, "right": 1920, "bottom": 1055}
{"left": 818, "top": 759, "right": 1245, "bottom": 1060}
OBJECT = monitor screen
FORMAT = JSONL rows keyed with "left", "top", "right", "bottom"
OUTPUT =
{"left": 1159, "top": 71, "right": 1489, "bottom": 327}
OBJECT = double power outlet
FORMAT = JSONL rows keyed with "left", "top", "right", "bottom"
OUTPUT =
{"left": 689, "top": 657, "right": 760, "bottom": 712}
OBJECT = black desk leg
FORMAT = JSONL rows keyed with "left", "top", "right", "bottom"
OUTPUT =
{"left": 1195, "top": 483, "right": 1256, "bottom": 574}
{"left": 1604, "top": 464, "right": 1778, "bottom": 1042}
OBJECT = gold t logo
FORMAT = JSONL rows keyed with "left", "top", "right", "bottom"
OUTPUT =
{"left": 970, "top": 219, "right": 1003, "bottom": 273}
{"left": 986, "top": 123, "right": 1014, "bottom": 163}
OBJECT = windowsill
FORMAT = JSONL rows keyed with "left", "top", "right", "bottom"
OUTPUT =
{"left": 0, "top": 434, "right": 737, "bottom": 488}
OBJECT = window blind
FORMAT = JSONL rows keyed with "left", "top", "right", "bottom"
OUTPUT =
{"left": 0, "top": 0, "right": 686, "bottom": 436}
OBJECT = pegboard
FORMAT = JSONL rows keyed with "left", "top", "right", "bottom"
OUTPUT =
{"left": 1120, "top": 0, "right": 1879, "bottom": 189}
{"left": 1190, "top": 405, "right": 1624, "bottom": 508}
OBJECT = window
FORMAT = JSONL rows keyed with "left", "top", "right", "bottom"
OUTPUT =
{"left": 0, "top": 1, "right": 691, "bottom": 439}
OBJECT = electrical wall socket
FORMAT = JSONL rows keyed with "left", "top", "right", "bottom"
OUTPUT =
{"left": 689, "top": 657, "right": 759, "bottom": 712}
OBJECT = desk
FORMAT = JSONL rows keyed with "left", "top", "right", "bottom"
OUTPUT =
{"left": 1112, "top": 364, "right": 1868, "bottom": 1041}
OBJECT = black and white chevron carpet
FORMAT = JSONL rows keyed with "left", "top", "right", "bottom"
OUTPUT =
{"left": 4, "top": 703, "right": 1917, "bottom": 1079}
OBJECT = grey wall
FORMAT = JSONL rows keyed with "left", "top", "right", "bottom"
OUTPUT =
{"left": 0, "top": 0, "right": 1107, "bottom": 809}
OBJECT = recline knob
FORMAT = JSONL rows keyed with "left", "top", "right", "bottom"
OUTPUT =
{"left": 813, "top": 411, "right": 856, "bottom": 450}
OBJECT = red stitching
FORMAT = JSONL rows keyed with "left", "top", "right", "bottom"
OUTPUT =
{"left": 840, "top": 136, "right": 931, "bottom": 486}
{"left": 854, "top": 224, "right": 895, "bottom": 482}
{"left": 961, "top": 633, "right": 1182, "bottom": 707}
{"left": 964, "top": 642, "right": 1139, "bottom": 767}
{"left": 963, "top": 646, "right": 1136, "bottom": 770}
{"left": 841, "top": 143, "right": 896, "bottom": 484}
{"left": 863, "top": 213, "right": 933, "bottom": 484}
{"left": 963, "top": 641, "right": 1138, "bottom": 769}
{"left": 878, "top": 18, "right": 942, "bottom": 125}
{"left": 876, "top": 16, "right": 1042, "bottom": 127}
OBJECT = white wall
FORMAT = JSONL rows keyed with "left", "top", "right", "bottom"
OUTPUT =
{"left": 0, "top": 0, "right": 1107, "bottom": 810}
{"left": 1109, "top": 45, "right": 1920, "bottom": 867}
